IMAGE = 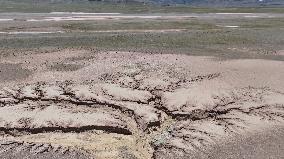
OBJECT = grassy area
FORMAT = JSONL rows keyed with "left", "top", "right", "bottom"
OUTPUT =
{"left": 0, "top": 0, "right": 284, "bottom": 13}
{"left": 61, "top": 19, "right": 217, "bottom": 31}
{"left": 0, "top": 27, "right": 283, "bottom": 60}
{"left": 2, "top": 16, "right": 283, "bottom": 32}
{"left": 0, "top": 3, "right": 283, "bottom": 61}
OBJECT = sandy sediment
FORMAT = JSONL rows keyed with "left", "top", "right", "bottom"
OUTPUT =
{"left": 0, "top": 50, "right": 284, "bottom": 158}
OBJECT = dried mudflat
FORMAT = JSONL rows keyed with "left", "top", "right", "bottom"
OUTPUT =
{"left": 0, "top": 49, "right": 284, "bottom": 159}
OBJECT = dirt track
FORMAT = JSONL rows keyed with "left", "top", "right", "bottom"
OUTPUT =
{"left": 0, "top": 49, "right": 283, "bottom": 158}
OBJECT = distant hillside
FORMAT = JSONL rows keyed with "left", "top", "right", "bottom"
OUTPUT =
{"left": 149, "top": 0, "right": 284, "bottom": 6}
{"left": 84, "top": 0, "right": 284, "bottom": 6}
{"left": 2, "top": 0, "right": 284, "bottom": 6}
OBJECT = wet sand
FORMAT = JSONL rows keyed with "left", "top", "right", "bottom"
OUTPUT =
{"left": 207, "top": 127, "right": 284, "bottom": 159}
{"left": 0, "top": 63, "right": 31, "bottom": 82}
{"left": 180, "top": 126, "right": 284, "bottom": 159}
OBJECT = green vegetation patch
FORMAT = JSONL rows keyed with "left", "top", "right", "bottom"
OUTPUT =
{"left": 0, "top": 0, "right": 284, "bottom": 13}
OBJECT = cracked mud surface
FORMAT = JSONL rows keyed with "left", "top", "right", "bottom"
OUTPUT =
{"left": 0, "top": 50, "right": 284, "bottom": 159}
